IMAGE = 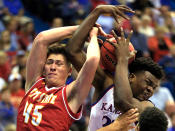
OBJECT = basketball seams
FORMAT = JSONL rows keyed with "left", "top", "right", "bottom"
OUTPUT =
{"left": 100, "top": 38, "right": 135, "bottom": 72}
{"left": 101, "top": 40, "right": 117, "bottom": 72}
{"left": 101, "top": 41, "right": 116, "bottom": 56}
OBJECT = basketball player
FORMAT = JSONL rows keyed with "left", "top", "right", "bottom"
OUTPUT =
{"left": 65, "top": 5, "right": 164, "bottom": 131}
{"left": 17, "top": 26, "right": 101, "bottom": 130}
{"left": 97, "top": 107, "right": 168, "bottom": 131}
{"left": 112, "top": 29, "right": 163, "bottom": 113}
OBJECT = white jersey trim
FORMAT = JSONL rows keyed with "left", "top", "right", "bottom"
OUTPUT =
{"left": 91, "top": 84, "right": 114, "bottom": 107}
{"left": 62, "top": 86, "right": 83, "bottom": 120}
{"left": 45, "top": 84, "right": 65, "bottom": 91}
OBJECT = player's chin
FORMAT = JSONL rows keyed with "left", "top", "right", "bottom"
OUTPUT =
{"left": 136, "top": 95, "right": 148, "bottom": 101}
{"left": 47, "top": 77, "right": 57, "bottom": 84}
{"left": 48, "top": 80, "right": 58, "bottom": 87}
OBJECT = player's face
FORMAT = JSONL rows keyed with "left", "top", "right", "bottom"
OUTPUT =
{"left": 44, "top": 54, "right": 71, "bottom": 87}
{"left": 130, "top": 71, "right": 160, "bottom": 101}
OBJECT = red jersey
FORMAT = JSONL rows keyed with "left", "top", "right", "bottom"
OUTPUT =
{"left": 17, "top": 77, "right": 82, "bottom": 131}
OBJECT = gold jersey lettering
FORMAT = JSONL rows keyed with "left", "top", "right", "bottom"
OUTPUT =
{"left": 50, "top": 95, "right": 57, "bottom": 104}
{"left": 41, "top": 94, "right": 57, "bottom": 104}
{"left": 29, "top": 88, "right": 42, "bottom": 100}
{"left": 29, "top": 88, "right": 57, "bottom": 104}
{"left": 41, "top": 94, "right": 50, "bottom": 103}
{"left": 37, "top": 93, "right": 46, "bottom": 102}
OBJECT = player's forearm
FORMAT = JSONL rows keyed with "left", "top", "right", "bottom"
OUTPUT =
{"left": 87, "top": 35, "right": 100, "bottom": 61}
{"left": 38, "top": 26, "right": 78, "bottom": 46}
{"left": 114, "top": 59, "right": 134, "bottom": 112}
{"left": 72, "top": 32, "right": 100, "bottom": 109}
{"left": 66, "top": 8, "right": 101, "bottom": 54}
{"left": 70, "top": 53, "right": 100, "bottom": 112}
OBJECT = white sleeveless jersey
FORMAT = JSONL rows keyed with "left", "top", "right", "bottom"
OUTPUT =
{"left": 88, "top": 85, "right": 135, "bottom": 131}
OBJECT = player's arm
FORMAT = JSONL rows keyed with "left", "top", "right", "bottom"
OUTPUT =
{"left": 65, "top": 5, "right": 135, "bottom": 89}
{"left": 97, "top": 108, "right": 139, "bottom": 131}
{"left": 112, "top": 29, "right": 153, "bottom": 113}
{"left": 67, "top": 27, "right": 100, "bottom": 113}
{"left": 25, "top": 26, "right": 78, "bottom": 92}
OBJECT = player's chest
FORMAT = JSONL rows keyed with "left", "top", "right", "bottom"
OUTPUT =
{"left": 26, "top": 87, "right": 61, "bottom": 105}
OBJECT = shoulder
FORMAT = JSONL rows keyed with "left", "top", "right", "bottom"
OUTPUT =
{"left": 140, "top": 100, "right": 154, "bottom": 112}
{"left": 132, "top": 98, "right": 154, "bottom": 113}
{"left": 25, "top": 76, "right": 45, "bottom": 92}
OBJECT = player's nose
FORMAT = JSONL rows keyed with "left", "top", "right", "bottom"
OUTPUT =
{"left": 50, "top": 63, "right": 56, "bottom": 71}
{"left": 146, "top": 86, "right": 153, "bottom": 95}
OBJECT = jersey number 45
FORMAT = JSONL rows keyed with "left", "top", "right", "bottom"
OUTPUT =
{"left": 23, "top": 101, "right": 44, "bottom": 126}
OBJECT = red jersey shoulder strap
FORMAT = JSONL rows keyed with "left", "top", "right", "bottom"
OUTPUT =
{"left": 62, "top": 85, "right": 83, "bottom": 120}
{"left": 25, "top": 77, "right": 45, "bottom": 94}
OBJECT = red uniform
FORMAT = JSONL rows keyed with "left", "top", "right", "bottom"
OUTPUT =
{"left": 17, "top": 77, "right": 82, "bottom": 131}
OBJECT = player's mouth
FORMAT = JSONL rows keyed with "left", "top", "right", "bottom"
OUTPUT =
{"left": 48, "top": 73, "right": 57, "bottom": 76}
{"left": 137, "top": 94, "right": 149, "bottom": 101}
{"left": 143, "top": 93, "right": 151, "bottom": 100}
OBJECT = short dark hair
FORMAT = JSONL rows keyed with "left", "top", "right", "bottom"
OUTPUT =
{"left": 47, "top": 44, "right": 71, "bottom": 67}
{"left": 129, "top": 57, "right": 164, "bottom": 79}
{"left": 139, "top": 107, "right": 168, "bottom": 131}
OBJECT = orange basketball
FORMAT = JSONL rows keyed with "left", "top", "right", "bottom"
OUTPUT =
{"left": 100, "top": 37, "right": 135, "bottom": 72}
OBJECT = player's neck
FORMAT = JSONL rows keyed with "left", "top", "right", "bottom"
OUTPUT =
{"left": 46, "top": 81, "right": 65, "bottom": 89}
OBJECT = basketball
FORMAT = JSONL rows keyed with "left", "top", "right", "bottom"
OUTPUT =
{"left": 100, "top": 37, "right": 135, "bottom": 73}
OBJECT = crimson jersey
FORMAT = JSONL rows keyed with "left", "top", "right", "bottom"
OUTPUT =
{"left": 17, "top": 77, "right": 82, "bottom": 131}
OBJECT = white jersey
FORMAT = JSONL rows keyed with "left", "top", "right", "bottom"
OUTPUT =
{"left": 88, "top": 85, "right": 135, "bottom": 131}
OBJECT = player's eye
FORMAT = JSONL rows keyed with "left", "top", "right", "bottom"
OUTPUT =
{"left": 46, "top": 59, "right": 54, "bottom": 64}
{"left": 55, "top": 60, "right": 64, "bottom": 66}
{"left": 145, "top": 79, "right": 156, "bottom": 89}
{"left": 145, "top": 79, "right": 151, "bottom": 86}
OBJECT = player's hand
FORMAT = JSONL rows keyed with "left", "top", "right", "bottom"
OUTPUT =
{"left": 89, "top": 27, "right": 99, "bottom": 38}
{"left": 113, "top": 108, "right": 139, "bottom": 131}
{"left": 86, "top": 27, "right": 99, "bottom": 43}
{"left": 112, "top": 28, "right": 133, "bottom": 61}
{"left": 95, "top": 23, "right": 113, "bottom": 38}
{"left": 95, "top": 5, "right": 135, "bottom": 23}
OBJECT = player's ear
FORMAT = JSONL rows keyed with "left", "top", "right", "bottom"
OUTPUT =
{"left": 68, "top": 65, "right": 72, "bottom": 76}
{"left": 129, "top": 73, "right": 136, "bottom": 83}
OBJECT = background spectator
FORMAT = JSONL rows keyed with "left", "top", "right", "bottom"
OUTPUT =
{"left": 0, "top": 87, "right": 16, "bottom": 130}
{"left": 8, "top": 73, "right": 25, "bottom": 109}
{"left": 148, "top": 26, "right": 173, "bottom": 62}
{"left": 0, "top": 51, "right": 11, "bottom": 81}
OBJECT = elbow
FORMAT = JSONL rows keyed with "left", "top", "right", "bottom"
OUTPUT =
{"left": 65, "top": 46, "right": 76, "bottom": 57}
{"left": 33, "top": 32, "right": 47, "bottom": 46}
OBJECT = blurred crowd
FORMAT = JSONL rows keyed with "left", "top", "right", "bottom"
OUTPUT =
{"left": 0, "top": 0, "right": 175, "bottom": 131}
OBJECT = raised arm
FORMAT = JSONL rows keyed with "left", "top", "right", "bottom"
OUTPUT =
{"left": 65, "top": 5, "right": 135, "bottom": 89}
{"left": 112, "top": 29, "right": 153, "bottom": 113}
{"left": 67, "top": 27, "right": 100, "bottom": 113}
{"left": 25, "top": 26, "right": 78, "bottom": 91}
